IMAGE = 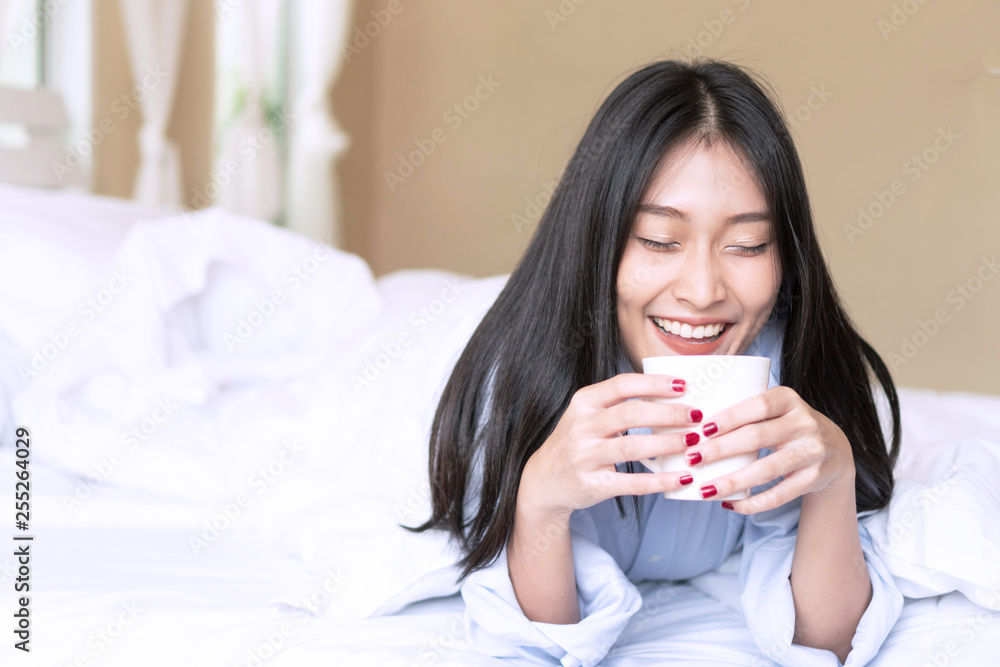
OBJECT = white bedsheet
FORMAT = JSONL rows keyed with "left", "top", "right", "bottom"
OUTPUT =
{"left": 1, "top": 186, "right": 999, "bottom": 665}
{"left": 3, "top": 461, "right": 998, "bottom": 667}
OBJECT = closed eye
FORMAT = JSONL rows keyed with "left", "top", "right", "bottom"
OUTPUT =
{"left": 636, "top": 237, "right": 677, "bottom": 251}
{"left": 729, "top": 243, "right": 769, "bottom": 256}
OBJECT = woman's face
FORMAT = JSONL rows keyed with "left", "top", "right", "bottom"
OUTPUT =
{"left": 616, "top": 139, "right": 781, "bottom": 367}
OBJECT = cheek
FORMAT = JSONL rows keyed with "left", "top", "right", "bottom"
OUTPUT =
{"left": 732, "top": 261, "right": 780, "bottom": 319}
{"left": 617, "top": 247, "right": 660, "bottom": 305}
{"left": 752, "top": 262, "right": 781, "bottom": 318}
{"left": 766, "top": 259, "right": 782, "bottom": 314}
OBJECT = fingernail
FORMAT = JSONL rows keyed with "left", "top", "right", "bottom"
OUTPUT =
{"left": 721, "top": 501, "right": 734, "bottom": 510}
{"left": 690, "top": 409, "right": 703, "bottom": 423}
{"left": 679, "top": 474, "right": 693, "bottom": 485}
{"left": 700, "top": 485, "right": 717, "bottom": 499}
{"left": 703, "top": 422, "right": 718, "bottom": 436}
{"left": 686, "top": 451, "right": 702, "bottom": 466}
{"left": 672, "top": 379, "right": 686, "bottom": 392}
{"left": 685, "top": 432, "right": 700, "bottom": 446}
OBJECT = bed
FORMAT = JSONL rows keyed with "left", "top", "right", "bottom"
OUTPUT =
{"left": 1, "top": 182, "right": 999, "bottom": 666}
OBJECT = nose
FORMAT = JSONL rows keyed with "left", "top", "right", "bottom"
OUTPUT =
{"left": 672, "top": 250, "right": 727, "bottom": 310}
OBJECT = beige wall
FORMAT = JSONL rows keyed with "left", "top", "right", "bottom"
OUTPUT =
{"left": 92, "top": 0, "right": 214, "bottom": 208}
{"left": 335, "top": 0, "right": 1000, "bottom": 396}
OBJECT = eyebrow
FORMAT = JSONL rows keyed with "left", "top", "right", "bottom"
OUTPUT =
{"left": 637, "top": 204, "right": 770, "bottom": 225}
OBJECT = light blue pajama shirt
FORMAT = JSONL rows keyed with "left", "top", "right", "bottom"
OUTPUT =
{"left": 459, "top": 317, "right": 904, "bottom": 666}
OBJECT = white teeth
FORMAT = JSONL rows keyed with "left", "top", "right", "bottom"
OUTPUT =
{"left": 653, "top": 317, "right": 726, "bottom": 340}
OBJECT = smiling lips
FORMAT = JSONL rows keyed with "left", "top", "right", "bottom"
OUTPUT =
{"left": 650, "top": 316, "right": 729, "bottom": 355}
{"left": 651, "top": 317, "right": 726, "bottom": 340}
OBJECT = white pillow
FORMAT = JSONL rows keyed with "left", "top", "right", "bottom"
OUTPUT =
{"left": 249, "top": 270, "right": 508, "bottom": 619}
{"left": 863, "top": 388, "right": 1000, "bottom": 610}
{"left": 9, "top": 206, "right": 385, "bottom": 503}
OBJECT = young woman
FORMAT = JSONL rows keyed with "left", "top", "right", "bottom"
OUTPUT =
{"left": 412, "top": 59, "right": 902, "bottom": 666}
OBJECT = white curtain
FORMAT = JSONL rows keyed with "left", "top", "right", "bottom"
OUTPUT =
{"left": 0, "top": 0, "right": 33, "bottom": 81}
{"left": 118, "top": 0, "right": 189, "bottom": 207}
{"left": 0, "top": 1, "right": 22, "bottom": 67}
{"left": 214, "top": 0, "right": 284, "bottom": 221}
{"left": 285, "top": 0, "right": 352, "bottom": 243}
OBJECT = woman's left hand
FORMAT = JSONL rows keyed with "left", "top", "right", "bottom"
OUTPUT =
{"left": 687, "top": 385, "right": 856, "bottom": 513}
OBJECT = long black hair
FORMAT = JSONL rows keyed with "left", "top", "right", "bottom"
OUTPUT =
{"left": 409, "top": 59, "right": 901, "bottom": 580}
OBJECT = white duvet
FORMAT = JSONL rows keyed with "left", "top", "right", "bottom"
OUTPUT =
{"left": 1, "top": 185, "right": 999, "bottom": 665}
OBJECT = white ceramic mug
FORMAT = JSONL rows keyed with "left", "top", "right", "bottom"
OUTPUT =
{"left": 640, "top": 355, "right": 771, "bottom": 501}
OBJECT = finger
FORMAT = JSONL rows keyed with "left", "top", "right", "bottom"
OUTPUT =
{"left": 577, "top": 372, "right": 688, "bottom": 410}
{"left": 698, "top": 451, "right": 798, "bottom": 507}
{"left": 688, "top": 420, "right": 784, "bottom": 467}
{"left": 722, "top": 472, "right": 811, "bottom": 515}
{"left": 604, "top": 470, "right": 694, "bottom": 498}
{"left": 594, "top": 399, "right": 702, "bottom": 438}
{"left": 603, "top": 432, "right": 698, "bottom": 465}
{"left": 700, "top": 385, "right": 798, "bottom": 439}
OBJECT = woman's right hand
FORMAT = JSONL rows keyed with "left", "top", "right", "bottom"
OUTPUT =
{"left": 516, "top": 372, "right": 705, "bottom": 521}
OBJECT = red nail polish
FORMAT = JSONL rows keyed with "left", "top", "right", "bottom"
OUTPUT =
{"left": 685, "top": 432, "right": 700, "bottom": 446}
{"left": 679, "top": 474, "right": 693, "bottom": 485}
{"left": 721, "top": 501, "right": 734, "bottom": 510}
{"left": 700, "top": 485, "right": 717, "bottom": 499}
{"left": 703, "top": 422, "right": 718, "bottom": 436}
{"left": 686, "top": 451, "right": 702, "bottom": 466}
{"left": 690, "top": 409, "right": 703, "bottom": 423}
{"left": 672, "top": 379, "right": 686, "bottom": 392}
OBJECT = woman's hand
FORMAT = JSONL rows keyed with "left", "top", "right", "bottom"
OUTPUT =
{"left": 685, "top": 386, "right": 872, "bottom": 660}
{"left": 685, "top": 385, "right": 857, "bottom": 513}
{"left": 510, "top": 372, "right": 702, "bottom": 623}
{"left": 516, "top": 373, "right": 705, "bottom": 521}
